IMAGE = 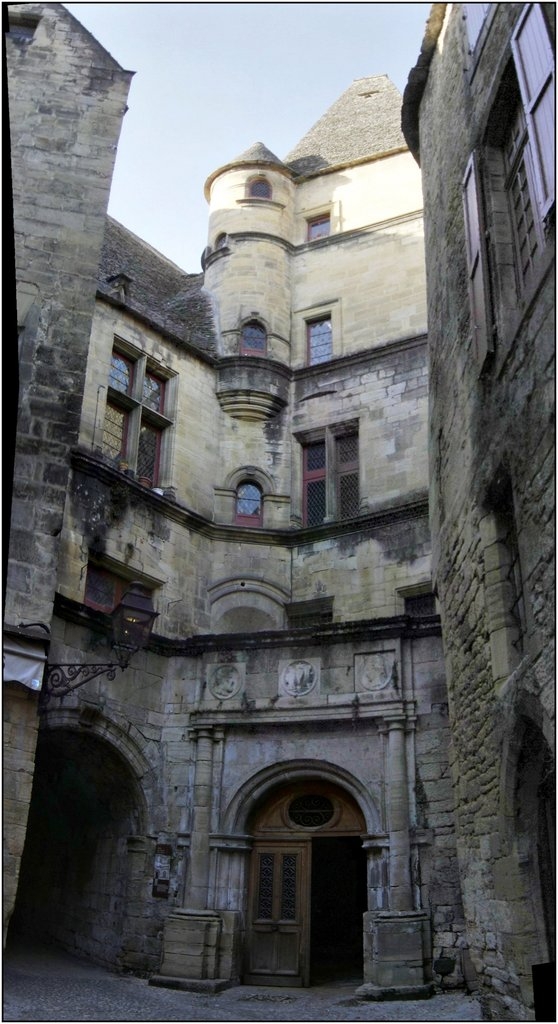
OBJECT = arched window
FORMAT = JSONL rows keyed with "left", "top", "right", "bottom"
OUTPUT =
{"left": 248, "top": 177, "right": 272, "bottom": 200}
{"left": 241, "top": 320, "right": 267, "bottom": 356}
{"left": 215, "top": 232, "right": 228, "bottom": 249}
{"left": 235, "top": 482, "right": 263, "bottom": 526}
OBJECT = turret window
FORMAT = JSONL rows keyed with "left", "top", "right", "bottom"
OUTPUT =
{"left": 235, "top": 482, "right": 263, "bottom": 526}
{"left": 248, "top": 177, "right": 272, "bottom": 200}
{"left": 241, "top": 320, "right": 267, "bottom": 356}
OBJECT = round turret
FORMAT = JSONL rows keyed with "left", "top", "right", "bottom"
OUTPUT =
{"left": 203, "top": 143, "right": 295, "bottom": 364}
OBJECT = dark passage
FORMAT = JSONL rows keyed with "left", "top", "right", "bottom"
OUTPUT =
{"left": 310, "top": 836, "right": 367, "bottom": 983}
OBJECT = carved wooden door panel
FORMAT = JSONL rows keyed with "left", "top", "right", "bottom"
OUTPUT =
{"left": 245, "top": 843, "right": 310, "bottom": 986}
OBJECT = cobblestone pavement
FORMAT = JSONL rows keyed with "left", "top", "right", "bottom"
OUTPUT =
{"left": 3, "top": 942, "right": 483, "bottom": 1022}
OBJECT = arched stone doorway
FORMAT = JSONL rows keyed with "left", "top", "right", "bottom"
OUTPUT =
{"left": 8, "top": 726, "right": 145, "bottom": 969}
{"left": 244, "top": 779, "right": 367, "bottom": 986}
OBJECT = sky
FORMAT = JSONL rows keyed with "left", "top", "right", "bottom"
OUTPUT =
{"left": 64, "top": 2, "right": 431, "bottom": 275}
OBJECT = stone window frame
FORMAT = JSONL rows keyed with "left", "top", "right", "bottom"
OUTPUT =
{"left": 102, "top": 338, "right": 177, "bottom": 488}
{"left": 296, "top": 420, "right": 360, "bottom": 527}
{"left": 480, "top": 471, "right": 527, "bottom": 687}
{"left": 216, "top": 465, "right": 275, "bottom": 528}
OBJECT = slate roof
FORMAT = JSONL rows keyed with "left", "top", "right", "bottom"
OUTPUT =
{"left": 230, "top": 142, "right": 286, "bottom": 167}
{"left": 285, "top": 75, "right": 406, "bottom": 176}
{"left": 97, "top": 217, "right": 218, "bottom": 357}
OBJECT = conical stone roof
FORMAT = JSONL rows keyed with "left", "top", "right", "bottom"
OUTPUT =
{"left": 230, "top": 141, "right": 285, "bottom": 166}
{"left": 204, "top": 142, "right": 290, "bottom": 198}
{"left": 285, "top": 75, "right": 406, "bottom": 176}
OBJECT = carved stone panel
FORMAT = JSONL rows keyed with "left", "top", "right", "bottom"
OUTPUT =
{"left": 207, "top": 663, "right": 245, "bottom": 700}
{"left": 355, "top": 650, "right": 398, "bottom": 694}
{"left": 278, "top": 659, "right": 320, "bottom": 698}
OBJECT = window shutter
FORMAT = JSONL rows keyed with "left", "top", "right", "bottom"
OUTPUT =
{"left": 512, "top": 3, "right": 555, "bottom": 216}
{"left": 463, "top": 3, "right": 492, "bottom": 50}
{"left": 462, "top": 152, "right": 493, "bottom": 369}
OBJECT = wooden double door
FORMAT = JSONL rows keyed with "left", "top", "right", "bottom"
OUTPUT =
{"left": 244, "top": 784, "right": 367, "bottom": 986}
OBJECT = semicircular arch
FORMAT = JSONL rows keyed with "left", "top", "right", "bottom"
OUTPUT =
{"left": 222, "top": 758, "right": 381, "bottom": 835}
{"left": 39, "top": 705, "right": 158, "bottom": 833}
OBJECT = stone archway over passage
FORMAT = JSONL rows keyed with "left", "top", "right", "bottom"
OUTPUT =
{"left": 8, "top": 727, "right": 145, "bottom": 970}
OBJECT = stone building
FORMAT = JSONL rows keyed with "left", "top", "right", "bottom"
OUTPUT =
{"left": 402, "top": 3, "right": 555, "bottom": 1019}
{"left": 5, "top": 3, "right": 468, "bottom": 1000}
{"left": 3, "top": 1, "right": 132, "bottom": 946}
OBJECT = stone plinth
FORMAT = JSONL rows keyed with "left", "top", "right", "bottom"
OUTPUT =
{"left": 358, "top": 909, "right": 433, "bottom": 1000}
{"left": 149, "top": 909, "right": 235, "bottom": 993}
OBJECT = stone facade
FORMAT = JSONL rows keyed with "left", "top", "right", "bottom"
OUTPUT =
{"left": 6, "top": 8, "right": 467, "bottom": 1002}
{"left": 402, "top": 4, "right": 555, "bottom": 1019}
{"left": 3, "top": 2, "right": 131, "bottom": 945}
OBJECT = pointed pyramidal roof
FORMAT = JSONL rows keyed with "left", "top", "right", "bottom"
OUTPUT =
{"left": 285, "top": 75, "right": 406, "bottom": 176}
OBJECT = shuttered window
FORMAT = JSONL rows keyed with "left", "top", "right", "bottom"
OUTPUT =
{"left": 511, "top": 3, "right": 555, "bottom": 217}
{"left": 462, "top": 152, "right": 493, "bottom": 369}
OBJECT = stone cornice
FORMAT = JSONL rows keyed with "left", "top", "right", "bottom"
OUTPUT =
{"left": 70, "top": 446, "right": 429, "bottom": 548}
{"left": 52, "top": 591, "right": 442, "bottom": 657}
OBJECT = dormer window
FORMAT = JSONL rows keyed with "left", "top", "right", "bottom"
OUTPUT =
{"left": 241, "top": 320, "right": 267, "bottom": 356}
{"left": 248, "top": 177, "right": 272, "bottom": 200}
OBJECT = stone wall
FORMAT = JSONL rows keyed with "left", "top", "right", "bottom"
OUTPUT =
{"left": 4, "top": 2, "right": 131, "bottom": 946}
{"left": 409, "top": 4, "right": 555, "bottom": 1018}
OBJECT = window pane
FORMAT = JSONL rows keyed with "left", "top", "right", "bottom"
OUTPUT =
{"left": 143, "top": 372, "right": 164, "bottom": 412}
{"left": 249, "top": 178, "right": 271, "bottom": 199}
{"left": 280, "top": 855, "right": 297, "bottom": 921}
{"left": 306, "top": 479, "right": 326, "bottom": 526}
{"left": 137, "top": 422, "right": 160, "bottom": 483}
{"left": 102, "top": 403, "right": 127, "bottom": 460}
{"left": 337, "top": 434, "right": 358, "bottom": 467}
{"left": 306, "top": 441, "right": 326, "bottom": 472}
{"left": 109, "top": 354, "right": 132, "bottom": 394}
{"left": 257, "top": 854, "right": 274, "bottom": 920}
{"left": 307, "top": 318, "right": 332, "bottom": 365}
{"left": 241, "top": 322, "right": 267, "bottom": 354}
{"left": 236, "top": 483, "right": 262, "bottom": 517}
{"left": 339, "top": 472, "right": 360, "bottom": 519}
{"left": 85, "top": 565, "right": 116, "bottom": 612}
{"left": 308, "top": 215, "right": 330, "bottom": 240}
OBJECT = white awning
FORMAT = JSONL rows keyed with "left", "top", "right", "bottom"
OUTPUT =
{"left": 3, "top": 637, "right": 47, "bottom": 691}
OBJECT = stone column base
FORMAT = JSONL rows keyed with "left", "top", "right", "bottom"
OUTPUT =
{"left": 360, "top": 909, "right": 433, "bottom": 998}
{"left": 356, "top": 981, "right": 435, "bottom": 1001}
{"left": 149, "top": 909, "right": 236, "bottom": 992}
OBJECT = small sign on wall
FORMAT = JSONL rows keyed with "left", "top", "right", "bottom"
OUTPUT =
{"left": 152, "top": 843, "right": 172, "bottom": 898}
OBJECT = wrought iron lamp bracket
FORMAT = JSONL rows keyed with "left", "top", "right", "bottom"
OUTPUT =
{"left": 40, "top": 646, "right": 137, "bottom": 708}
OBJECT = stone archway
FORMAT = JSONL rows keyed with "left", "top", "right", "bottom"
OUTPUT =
{"left": 8, "top": 726, "right": 147, "bottom": 969}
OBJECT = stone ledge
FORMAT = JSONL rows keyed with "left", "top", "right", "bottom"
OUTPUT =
{"left": 355, "top": 981, "right": 435, "bottom": 1001}
{"left": 148, "top": 974, "right": 235, "bottom": 993}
